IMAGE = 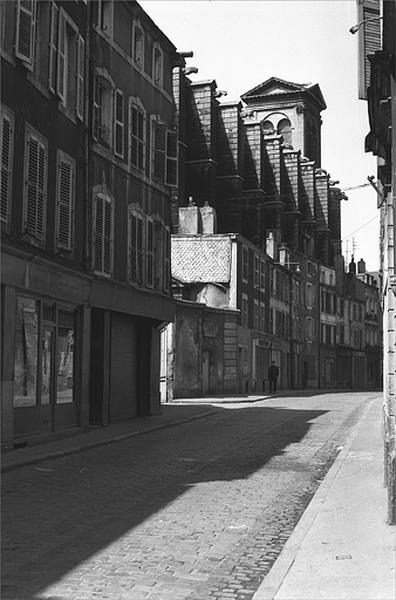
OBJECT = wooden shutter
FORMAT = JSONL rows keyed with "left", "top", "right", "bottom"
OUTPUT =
{"left": 48, "top": 1, "right": 58, "bottom": 92}
{"left": 163, "top": 226, "right": 170, "bottom": 292}
{"left": 1, "top": 112, "right": 13, "bottom": 224}
{"left": 129, "top": 210, "right": 137, "bottom": 282}
{"left": 56, "top": 153, "right": 74, "bottom": 249}
{"left": 146, "top": 217, "right": 154, "bottom": 287}
{"left": 166, "top": 130, "right": 178, "bottom": 186}
{"left": 114, "top": 90, "right": 124, "bottom": 157}
{"left": 357, "top": 0, "right": 382, "bottom": 100}
{"left": 94, "top": 195, "right": 112, "bottom": 275}
{"left": 15, "top": 0, "right": 36, "bottom": 65}
{"left": 152, "top": 120, "right": 166, "bottom": 181}
{"left": 57, "top": 9, "right": 67, "bottom": 103}
{"left": 76, "top": 35, "right": 85, "bottom": 120}
{"left": 137, "top": 215, "right": 144, "bottom": 284}
{"left": 25, "top": 133, "right": 47, "bottom": 239}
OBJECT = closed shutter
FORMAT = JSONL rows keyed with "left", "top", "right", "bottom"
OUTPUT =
{"left": 76, "top": 35, "right": 85, "bottom": 120}
{"left": 114, "top": 90, "right": 124, "bottom": 157}
{"left": 25, "top": 133, "right": 47, "bottom": 239}
{"left": 137, "top": 215, "right": 144, "bottom": 285}
{"left": 56, "top": 153, "right": 74, "bottom": 249}
{"left": 48, "top": 2, "right": 58, "bottom": 92}
{"left": 163, "top": 226, "right": 170, "bottom": 292}
{"left": 152, "top": 120, "right": 166, "bottom": 181}
{"left": 166, "top": 130, "right": 177, "bottom": 186}
{"left": 129, "top": 211, "right": 137, "bottom": 282}
{"left": 57, "top": 9, "right": 67, "bottom": 103}
{"left": 1, "top": 112, "right": 13, "bottom": 224}
{"left": 146, "top": 217, "right": 154, "bottom": 287}
{"left": 15, "top": 0, "right": 36, "bottom": 65}
{"left": 357, "top": 0, "right": 382, "bottom": 100}
{"left": 94, "top": 195, "right": 112, "bottom": 275}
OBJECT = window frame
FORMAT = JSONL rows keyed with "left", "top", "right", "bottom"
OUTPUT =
{"left": 15, "top": 0, "right": 37, "bottom": 68}
{"left": 128, "top": 206, "right": 145, "bottom": 285}
{"left": 113, "top": 89, "right": 124, "bottom": 158}
{"left": 129, "top": 97, "right": 146, "bottom": 171}
{"left": 23, "top": 125, "right": 48, "bottom": 243}
{"left": 132, "top": 18, "right": 144, "bottom": 68}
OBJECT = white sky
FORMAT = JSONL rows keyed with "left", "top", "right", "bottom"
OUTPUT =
{"left": 141, "top": 0, "right": 379, "bottom": 271}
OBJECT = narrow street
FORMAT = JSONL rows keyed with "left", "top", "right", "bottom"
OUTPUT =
{"left": 2, "top": 391, "right": 378, "bottom": 600}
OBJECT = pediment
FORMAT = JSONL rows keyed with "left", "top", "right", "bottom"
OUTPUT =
{"left": 241, "top": 77, "right": 326, "bottom": 110}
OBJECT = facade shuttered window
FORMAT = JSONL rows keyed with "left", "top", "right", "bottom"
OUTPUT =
{"left": 56, "top": 151, "right": 75, "bottom": 250}
{"left": 15, "top": 0, "right": 36, "bottom": 66}
{"left": 163, "top": 226, "right": 170, "bottom": 292}
{"left": 146, "top": 217, "right": 154, "bottom": 288}
{"left": 166, "top": 131, "right": 177, "bottom": 186}
{"left": 94, "top": 194, "right": 113, "bottom": 275}
{"left": 129, "top": 101, "right": 145, "bottom": 170}
{"left": 1, "top": 109, "right": 14, "bottom": 225}
{"left": 76, "top": 35, "right": 85, "bottom": 120}
{"left": 128, "top": 209, "right": 144, "bottom": 285}
{"left": 57, "top": 8, "right": 67, "bottom": 103}
{"left": 24, "top": 129, "right": 47, "bottom": 240}
{"left": 114, "top": 90, "right": 124, "bottom": 158}
{"left": 48, "top": 1, "right": 58, "bottom": 92}
{"left": 152, "top": 120, "right": 166, "bottom": 181}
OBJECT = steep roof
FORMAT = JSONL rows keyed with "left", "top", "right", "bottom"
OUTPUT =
{"left": 171, "top": 236, "right": 231, "bottom": 283}
{"left": 241, "top": 77, "right": 327, "bottom": 110}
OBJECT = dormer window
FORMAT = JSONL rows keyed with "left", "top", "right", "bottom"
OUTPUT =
{"left": 132, "top": 20, "right": 144, "bottom": 68}
{"left": 152, "top": 42, "right": 163, "bottom": 88}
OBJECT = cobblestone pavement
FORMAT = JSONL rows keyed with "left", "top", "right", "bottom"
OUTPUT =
{"left": 2, "top": 391, "right": 378, "bottom": 600}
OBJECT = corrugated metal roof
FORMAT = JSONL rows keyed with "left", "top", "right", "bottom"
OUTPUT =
{"left": 172, "top": 236, "right": 232, "bottom": 283}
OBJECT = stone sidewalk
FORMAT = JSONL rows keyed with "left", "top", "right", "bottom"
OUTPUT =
{"left": 253, "top": 394, "right": 396, "bottom": 600}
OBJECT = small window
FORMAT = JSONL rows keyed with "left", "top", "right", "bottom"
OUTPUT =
{"left": 129, "top": 100, "right": 145, "bottom": 170}
{"left": 152, "top": 42, "right": 163, "bottom": 87}
{"left": 15, "top": 0, "right": 37, "bottom": 67}
{"left": 56, "top": 151, "right": 75, "bottom": 250}
{"left": 114, "top": 90, "right": 124, "bottom": 158}
{"left": 242, "top": 246, "right": 249, "bottom": 283}
{"left": 128, "top": 208, "right": 144, "bottom": 285}
{"left": 94, "top": 194, "right": 113, "bottom": 276}
{"left": 24, "top": 128, "right": 47, "bottom": 241}
{"left": 1, "top": 107, "right": 14, "bottom": 225}
{"left": 132, "top": 20, "right": 144, "bottom": 67}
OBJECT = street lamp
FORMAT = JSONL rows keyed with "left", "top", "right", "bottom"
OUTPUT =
{"left": 349, "top": 15, "right": 383, "bottom": 35}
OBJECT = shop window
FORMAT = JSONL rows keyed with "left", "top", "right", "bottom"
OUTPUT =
{"left": 13, "top": 297, "right": 39, "bottom": 407}
{"left": 129, "top": 99, "right": 145, "bottom": 170}
{"left": 94, "top": 193, "right": 113, "bottom": 276}
{"left": 56, "top": 309, "right": 74, "bottom": 404}
{"left": 56, "top": 151, "right": 75, "bottom": 251}
{"left": 15, "top": 0, "right": 37, "bottom": 68}
{"left": 113, "top": 90, "right": 124, "bottom": 158}
{"left": 23, "top": 127, "right": 47, "bottom": 242}
{"left": 1, "top": 107, "right": 14, "bottom": 225}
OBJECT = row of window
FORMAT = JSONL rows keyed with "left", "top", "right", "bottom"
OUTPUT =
{"left": 0, "top": 110, "right": 170, "bottom": 291}
{"left": 96, "top": 1, "right": 164, "bottom": 89}
{"left": 1, "top": 109, "right": 75, "bottom": 249}
{"left": 93, "top": 76, "right": 177, "bottom": 185}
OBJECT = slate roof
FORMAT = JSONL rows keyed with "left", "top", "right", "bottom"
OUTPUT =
{"left": 171, "top": 236, "right": 231, "bottom": 283}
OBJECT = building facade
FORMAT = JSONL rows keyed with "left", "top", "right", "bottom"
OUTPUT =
{"left": 1, "top": 0, "right": 177, "bottom": 450}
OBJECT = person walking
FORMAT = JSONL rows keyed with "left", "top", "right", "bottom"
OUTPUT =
{"left": 268, "top": 361, "right": 279, "bottom": 394}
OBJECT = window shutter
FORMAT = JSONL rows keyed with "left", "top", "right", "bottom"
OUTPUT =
{"left": 114, "top": 90, "right": 124, "bottom": 157}
{"left": 94, "top": 196, "right": 104, "bottom": 272}
{"left": 137, "top": 215, "right": 144, "bottom": 284}
{"left": 25, "top": 134, "right": 47, "bottom": 240}
{"left": 76, "top": 35, "right": 85, "bottom": 120}
{"left": 129, "top": 211, "right": 137, "bottom": 282}
{"left": 1, "top": 113, "right": 13, "bottom": 224}
{"left": 48, "top": 2, "right": 58, "bottom": 92}
{"left": 57, "top": 9, "right": 67, "bottom": 103}
{"left": 152, "top": 120, "right": 166, "bottom": 181}
{"left": 163, "top": 226, "right": 170, "bottom": 292}
{"left": 15, "top": 0, "right": 36, "bottom": 65}
{"left": 57, "top": 155, "right": 74, "bottom": 249}
{"left": 103, "top": 199, "right": 112, "bottom": 274}
{"left": 166, "top": 130, "right": 178, "bottom": 186}
{"left": 93, "top": 77, "right": 102, "bottom": 141}
{"left": 130, "top": 103, "right": 144, "bottom": 170}
{"left": 146, "top": 217, "right": 154, "bottom": 287}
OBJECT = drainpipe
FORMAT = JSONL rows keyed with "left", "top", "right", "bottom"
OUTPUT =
{"left": 83, "top": 1, "right": 91, "bottom": 271}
